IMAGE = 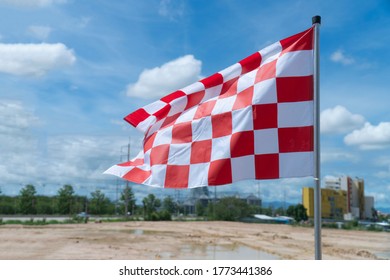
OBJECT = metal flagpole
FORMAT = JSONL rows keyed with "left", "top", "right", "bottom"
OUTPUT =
{"left": 312, "top": 15, "right": 322, "bottom": 260}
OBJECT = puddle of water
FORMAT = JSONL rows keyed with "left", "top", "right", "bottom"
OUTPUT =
{"left": 131, "top": 229, "right": 144, "bottom": 235}
{"left": 128, "top": 228, "right": 279, "bottom": 260}
{"left": 128, "top": 229, "right": 171, "bottom": 236}
{"left": 180, "top": 244, "right": 279, "bottom": 260}
{"left": 375, "top": 252, "right": 390, "bottom": 260}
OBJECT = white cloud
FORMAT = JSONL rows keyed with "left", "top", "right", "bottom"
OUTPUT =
{"left": 45, "top": 135, "right": 141, "bottom": 183}
{"left": 46, "top": 135, "right": 120, "bottom": 181}
{"left": 126, "top": 55, "right": 202, "bottom": 99}
{"left": 330, "top": 50, "right": 354, "bottom": 65}
{"left": 320, "top": 105, "right": 365, "bottom": 134}
{"left": 0, "top": 100, "right": 39, "bottom": 136}
{"left": 344, "top": 122, "right": 390, "bottom": 150}
{"left": 0, "top": 100, "right": 41, "bottom": 183}
{"left": 28, "top": 25, "right": 52, "bottom": 40}
{"left": 0, "top": 123, "right": 132, "bottom": 186}
{"left": 321, "top": 151, "right": 359, "bottom": 163}
{"left": 0, "top": 99, "right": 138, "bottom": 187}
{"left": 0, "top": 43, "right": 76, "bottom": 76}
{"left": 0, "top": 0, "right": 66, "bottom": 7}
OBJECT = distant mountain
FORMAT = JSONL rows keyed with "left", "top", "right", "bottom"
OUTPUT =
{"left": 377, "top": 207, "right": 390, "bottom": 214}
{"left": 262, "top": 201, "right": 295, "bottom": 209}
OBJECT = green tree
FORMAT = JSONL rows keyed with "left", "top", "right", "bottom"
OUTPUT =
{"left": 73, "top": 195, "right": 88, "bottom": 214}
{"left": 261, "top": 206, "right": 273, "bottom": 216}
{"left": 0, "top": 194, "right": 17, "bottom": 214}
{"left": 274, "top": 207, "right": 286, "bottom": 216}
{"left": 286, "top": 204, "right": 308, "bottom": 222}
{"left": 162, "top": 196, "right": 177, "bottom": 215}
{"left": 89, "top": 190, "right": 110, "bottom": 215}
{"left": 213, "top": 197, "right": 252, "bottom": 221}
{"left": 57, "top": 185, "right": 75, "bottom": 215}
{"left": 372, "top": 207, "right": 378, "bottom": 221}
{"left": 0, "top": 189, "right": 16, "bottom": 215}
{"left": 19, "top": 184, "right": 37, "bottom": 214}
{"left": 142, "top": 194, "right": 161, "bottom": 221}
{"left": 195, "top": 201, "right": 206, "bottom": 217}
{"left": 120, "top": 186, "right": 136, "bottom": 216}
{"left": 36, "top": 195, "right": 55, "bottom": 215}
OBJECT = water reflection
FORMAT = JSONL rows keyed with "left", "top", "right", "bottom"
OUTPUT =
{"left": 180, "top": 244, "right": 279, "bottom": 260}
{"left": 129, "top": 228, "right": 279, "bottom": 260}
{"left": 131, "top": 229, "right": 144, "bottom": 235}
{"left": 375, "top": 252, "right": 390, "bottom": 260}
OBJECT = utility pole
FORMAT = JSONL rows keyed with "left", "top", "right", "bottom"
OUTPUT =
{"left": 119, "top": 138, "right": 132, "bottom": 218}
{"left": 257, "top": 181, "right": 262, "bottom": 210}
{"left": 115, "top": 179, "right": 119, "bottom": 215}
{"left": 124, "top": 140, "right": 130, "bottom": 218}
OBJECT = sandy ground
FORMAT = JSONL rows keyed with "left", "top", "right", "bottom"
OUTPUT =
{"left": 0, "top": 221, "right": 389, "bottom": 260}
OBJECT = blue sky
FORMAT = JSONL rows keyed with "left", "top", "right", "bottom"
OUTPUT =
{"left": 0, "top": 0, "right": 389, "bottom": 208}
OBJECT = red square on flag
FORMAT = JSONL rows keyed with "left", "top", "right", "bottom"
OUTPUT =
{"left": 194, "top": 100, "right": 216, "bottom": 119}
{"left": 161, "top": 90, "right": 186, "bottom": 103}
{"left": 239, "top": 52, "right": 261, "bottom": 74}
{"left": 211, "top": 112, "right": 233, "bottom": 138}
{"left": 253, "top": 104, "right": 278, "bottom": 130}
{"left": 185, "top": 90, "right": 205, "bottom": 111}
{"left": 172, "top": 122, "right": 193, "bottom": 144}
{"left": 161, "top": 113, "right": 181, "bottom": 129}
{"left": 220, "top": 78, "right": 239, "bottom": 98}
{"left": 123, "top": 168, "right": 150, "bottom": 184}
{"left": 124, "top": 108, "right": 149, "bottom": 127}
{"left": 150, "top": 144, "right": 170, "bottom": 166}
{"left": 208, "top": 159, "right": 232, "bottom": 185}
{"left": 201, "top": 73, "right": 223, "bottom": 89}
{"left": 232, "top": 86, "right": 253, "bottom": 110}
{"left": 143, "top": 133, "right": 157, "bottom": 152}
{"left": 230, "top": 131, "right": 254, "bottom": 158}
{"left": 255, "top": 60, "right": 276, "bottom": 83}
{"left": 165, "top": 165, "right": 189, "bottom": 188}
{"left": 153, "top": 104, "right": 170, "bottom": 121}
{"left": 255, "top": 154, "right": 279, "bottom": 179}
{"left": 278, "top": 126, "right": 313, "bottom": 153}
{"left": 276, "top": 76, "right": 313, "bottom": 102}
{"left": 190, "top": 140, "right": 212, "bottom": 164}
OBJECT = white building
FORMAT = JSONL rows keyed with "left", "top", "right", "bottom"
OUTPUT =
{"left": 364, "top": 196, "right": 374, "bottom": 219}
{"left": 324, "top": 176, "right": 373, "bottom": 220}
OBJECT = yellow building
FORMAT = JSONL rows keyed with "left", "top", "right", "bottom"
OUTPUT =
{"left": 302, "top": 187, "right": 314, "bottom": 218}
{"left": 302, "top": 187, "right": 347, "bottom": 219}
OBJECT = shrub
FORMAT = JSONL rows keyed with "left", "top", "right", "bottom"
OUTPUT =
{"left": 158, "top": 210, "right": 172, "bottom": 221}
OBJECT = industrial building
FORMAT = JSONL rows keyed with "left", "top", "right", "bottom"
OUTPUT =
{"left": 302, "top": 176, "right": 375, "bottom": 220}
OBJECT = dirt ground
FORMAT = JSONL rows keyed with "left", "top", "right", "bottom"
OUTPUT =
{"left": 0, "top": 221, "right": 389, "bottom": 260}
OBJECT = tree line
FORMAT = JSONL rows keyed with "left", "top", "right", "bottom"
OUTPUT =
{"left": 0, "top": 184, "right": 135, "bottom": 216}
{"left": 0, "top": 185, "right": 308, "bottom": 222}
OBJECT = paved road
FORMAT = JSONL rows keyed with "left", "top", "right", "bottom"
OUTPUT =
{"left": 0, "top": 216, "right": 71, "bottom": 222}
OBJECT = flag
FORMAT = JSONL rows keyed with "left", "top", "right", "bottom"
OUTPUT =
{"left": 105, "top": 27, "right": 315, "bottom": 188}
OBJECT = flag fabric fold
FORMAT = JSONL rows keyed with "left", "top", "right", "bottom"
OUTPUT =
{"left": 105, "top": 27, "right": 315, "bottom": 188}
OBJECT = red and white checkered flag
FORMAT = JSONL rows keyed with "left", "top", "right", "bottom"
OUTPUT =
{"left": 105, "top": 27, "right": 314, "bottom": 188}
